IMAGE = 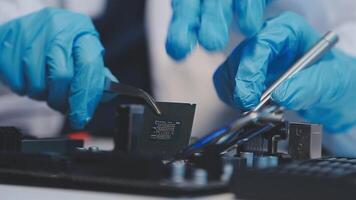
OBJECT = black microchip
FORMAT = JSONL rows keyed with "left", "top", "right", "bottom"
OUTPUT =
{"left": 116, "top": 102, "right": 196, "bottom": 158}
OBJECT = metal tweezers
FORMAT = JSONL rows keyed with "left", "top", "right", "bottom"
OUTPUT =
{"left": 104, "top": 78, "right": 162, "bottom": 115}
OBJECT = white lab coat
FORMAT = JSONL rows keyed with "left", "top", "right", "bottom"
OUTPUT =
{"left": 0, "top": 0, "right": 356, "bottom": 156}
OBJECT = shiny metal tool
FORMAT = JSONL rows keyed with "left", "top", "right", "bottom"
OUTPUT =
{"left": 253, "top": 31, "right": 339, "bottom": 112}
{"left": 169, "top": 31, "right": 338, "bottom": 162}
{"left": 104, "top": 78, "right": 162, "bottom": 115}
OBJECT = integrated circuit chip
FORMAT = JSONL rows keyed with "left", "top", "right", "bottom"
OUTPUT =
{"left": 116, "top": 102, "right": 196, "bottom": 157}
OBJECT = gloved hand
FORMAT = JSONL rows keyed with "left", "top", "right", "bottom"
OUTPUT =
{"left": 0, "top": 8, "right": 117, "bottom": 129}
{"left": 214, "top": 12, "right": 356, "bottom": 132}
{"left": 166, "top": 0, "right": 268, "bottom": 60}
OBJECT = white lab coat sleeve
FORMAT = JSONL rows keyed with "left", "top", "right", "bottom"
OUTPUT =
{"left": 0, "top": 0, "right": 106, "bottom": 24}
{"left": 0, "top": 0, "right": 52, "bottom": 24}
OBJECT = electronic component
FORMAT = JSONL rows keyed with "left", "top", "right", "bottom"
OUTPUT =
{"left": 239, "top": 121, "right": 287, "bottom": 154}
{"left": 238, "top": 122, "right": 322, "bottom": 163}
{"left": 0, "top": 120, "right": 336, "bottom": 198}
{"left": 240, "top": 152, "right": 254, "bottom": 168}
{"left": 0, "top": 105, "right": 334, "bottom": 198}
{"left": 288, "top": 122, "right": 322, "bottom": 160}
{"left": 115, "top": 102, "right": 196, "bottom": 157}
{"left": 169, "top": 106, "right": 284, "bottom": 163}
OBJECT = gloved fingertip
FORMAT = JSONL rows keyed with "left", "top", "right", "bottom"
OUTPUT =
{"left": 166, "top": 21, "right": 197, "bottom": 60}
{"left": 68, "top": 80, "right": 103, "bottom": 129}
{"left": 166, "top": 34, "right": 197, "bottom": 60}
{"left": 235, "top": 0, "right": 266, "bottom": 37}
{"left": 198, "top": 26, "right": 228, "bottom": 51}
{"left": 238, "top": 18, "right": 264, "bottom": 37}
{"left": 69, "top": 113, "right": 90, "bottom": 130}
{"left": 198, "top": 0, "right": 232, "bottom": 51}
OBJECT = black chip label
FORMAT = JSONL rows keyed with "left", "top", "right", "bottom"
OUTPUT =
{"left": 150, "top": 120, "right": 181, "bottom": 141}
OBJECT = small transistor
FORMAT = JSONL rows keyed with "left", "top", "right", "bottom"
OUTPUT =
{"left": 115, "top": 102, "right": 196, "bottom": 157}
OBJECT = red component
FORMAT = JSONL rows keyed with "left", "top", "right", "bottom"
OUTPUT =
{"left": 67, "top": 132, "right": 91, "bottom": 140}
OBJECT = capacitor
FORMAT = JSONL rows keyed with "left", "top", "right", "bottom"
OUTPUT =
{"left": 254, "top": 156, "right": 279, "bottom": 169}
{"left": 253, "top": 156, "right": 269, "bottom": 169}
{"left": 221, "top": 163, "right": 234, "bottom": 182}
{"left": 193, "top": 168, "right": 208, "bottom": 185}
{"left": 267, "top": 156, "right": 279, "bottom": 168}
{"left": 171, "top": 161, "right": 186, "bottom": 183}
{"left": 241, "top": 152, "right": 254, "bottom": 168}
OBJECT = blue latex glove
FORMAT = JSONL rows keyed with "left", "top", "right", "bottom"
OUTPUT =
{"left": 214, "top": 12, "right": 356, "bottom": 132}
{"left": 166, "top": 0, "right": 268, "bottom": 60}
{"left": 0, "top": 8, "right": 117, "bottom": 129}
